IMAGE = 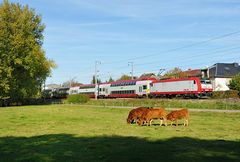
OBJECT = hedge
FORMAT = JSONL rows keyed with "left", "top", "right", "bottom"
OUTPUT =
{"left": 66, "top": 94, "right": 90, "bottom": 104}
{"left": 212, "top": 90, "right": 239, "bottom": 99}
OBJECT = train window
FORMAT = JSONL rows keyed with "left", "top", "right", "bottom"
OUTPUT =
{"left": 143, "top": 85, "right": 147, "bottom": 90}
{"left": 205, "top": 80, "right": 211, "bottom": 84}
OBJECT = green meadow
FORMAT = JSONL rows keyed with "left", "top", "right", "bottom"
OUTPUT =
{"left": 0, "top": 105, "right": 240, "bottom": 162}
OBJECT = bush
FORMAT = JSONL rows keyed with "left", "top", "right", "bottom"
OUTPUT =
{"left": 66, "top": 94, "right": 90, "bottom": 104}
{"left": 229, "top": 73, "right": 240, "bottom": 95}
{"left": 212, "top": 90, "right": 239, "bottom": 99}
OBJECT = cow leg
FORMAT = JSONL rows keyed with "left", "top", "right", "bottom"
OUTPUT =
{"left": 160, "top": 119, "right": 163, "bottom": 126}
{"left": 149, "top": 119, "right": 152, "bottom": 126}
{"left": 186, "top": 119, "right": 189, "bottom": 126}
{"left": 164, "top": 118, "right": 167, "bottom": 126}
{"left": 147, "top": 119, "right": 150, "bottom": 126}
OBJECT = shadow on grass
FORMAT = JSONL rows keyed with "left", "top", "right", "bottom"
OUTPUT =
{"left": 0, "top": 134, "right": 239, "bottom": 162}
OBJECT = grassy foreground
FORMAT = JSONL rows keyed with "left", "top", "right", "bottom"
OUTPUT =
{"left": 0, "top": 105, "right": 240, "bottom": 162}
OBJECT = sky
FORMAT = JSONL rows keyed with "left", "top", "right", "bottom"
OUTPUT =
{"left": 8, "top": 0, "right": 240, "bottom": 84}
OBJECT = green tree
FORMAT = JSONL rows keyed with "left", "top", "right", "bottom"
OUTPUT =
{"left": 229, "top": 73, "right": 240, "bottom": 95}
{"left": 91, "top": 75, "right": 101, "bottom": 84}
{"left": 108, "top": 76, "right": 114, "bottom": 82}
{"left": 117, "top": 74, "right": 132, "bottom": 81}
{"left": 0, "top": 0, "right": 55, "bottom": 104}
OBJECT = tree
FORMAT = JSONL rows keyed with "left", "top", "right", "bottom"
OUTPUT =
{"left": 162, "top": 67, "right": 188, "bottom": 79}
{"left": 0, "top": 1, "right": 55, "bottom": 104}
{"left": 91, "top": 75, "right": 101, "bottom": 84}
{"left": 117, "top": 74, "right": 132, "bottom": 81}
{"left": 229, "top": 73, "right": 240, "bottom": 95}
{"left": 62, "top": 79, "right": 82, "bottom": 87}
{"left": 108, "top": 76, "right": 114, "bottom": 82}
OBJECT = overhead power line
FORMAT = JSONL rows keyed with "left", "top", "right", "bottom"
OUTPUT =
{"left": 101, "top": 45, "right": 240, "bottom": 75}
{"left": 103, "top": 30, "right": 240, "bottom": 65}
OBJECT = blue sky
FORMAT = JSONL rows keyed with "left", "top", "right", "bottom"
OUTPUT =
{"left": 8, "top": 0, "right": 240, "bottom": 84}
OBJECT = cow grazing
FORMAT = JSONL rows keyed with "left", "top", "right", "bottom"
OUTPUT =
{"left": 137, "top": 108, "right": 167, "bottom": 126}
{"left": 167, "top": 108, "right": 189, "bottom": 126}
{"left": 127, "top": 107, "right": 150, "bottom": 124}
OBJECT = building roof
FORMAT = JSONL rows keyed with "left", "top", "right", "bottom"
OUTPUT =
{"left": 139, "top": 73, "right": 157, "bottom": 79}
{"left": 209, "top": 63, "right": 240, "bottom": 78}
{"left": 182, "top": 69, "right": 202, "bottom": 77}
{"left": 45, "top": 84, "right": 61, "bottom": 89}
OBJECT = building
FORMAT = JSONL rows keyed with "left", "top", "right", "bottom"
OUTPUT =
{"left": 139, "top": 73, "right": 157, "bottom": 79}
{"left": 208, "top": 63, "right": 240, "bottom": 91}
{"left": 45, "top": 84, "right": 61, "bottom": 90}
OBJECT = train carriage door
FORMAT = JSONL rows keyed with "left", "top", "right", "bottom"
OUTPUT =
{"left": 139, "top": 86, "right": 143, "bottom": 96}
{"left": 192, "top": 80, "right": 196, "bottom": 91}
{"left": 105, "top": 88, "right": 108, "bottom": 95}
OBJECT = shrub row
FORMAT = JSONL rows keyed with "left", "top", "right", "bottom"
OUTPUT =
{"left": 65, "top": 94, "right": 90, "bottom": 104}
{"left": 212, "top": 90, "right": 239, "bottom": 99}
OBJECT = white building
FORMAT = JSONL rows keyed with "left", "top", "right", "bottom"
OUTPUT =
{"left": 208, "top": 63, "right": 240, "bottom": 91}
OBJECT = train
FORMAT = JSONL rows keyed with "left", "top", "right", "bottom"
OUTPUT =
{"left": 44, "top": 77, "right": 213, "bottom": 99}
{"left": 149, "top": 77, "right": 213, "bottom": 98}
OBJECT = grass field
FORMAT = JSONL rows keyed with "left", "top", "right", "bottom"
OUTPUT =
{"left": 0, "top": 105, "right": 240, "bottom": 162}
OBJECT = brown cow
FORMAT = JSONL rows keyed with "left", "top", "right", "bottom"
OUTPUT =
{"left": 127, "top": 107, "right": 150, "bottom": 124}
{"left": 167, "top": 108, "right": 189, "bottom": 126}
{"left": 137, "top": 108, "right": 167, "bottom": 126}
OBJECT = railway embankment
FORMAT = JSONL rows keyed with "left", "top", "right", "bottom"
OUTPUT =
{"left": 83, "top": 98, "right": 240, "bottom": 110}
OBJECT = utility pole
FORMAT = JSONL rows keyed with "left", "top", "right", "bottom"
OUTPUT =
{"left": 128, "top": 62, "right": 134, "bottom": 80}
{"left": 95, "top": 61, "right": 101, "bottom": 100}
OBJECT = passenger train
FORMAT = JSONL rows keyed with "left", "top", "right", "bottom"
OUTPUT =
{"left": 46, "top": 77, "right": 213, "bottom": 99}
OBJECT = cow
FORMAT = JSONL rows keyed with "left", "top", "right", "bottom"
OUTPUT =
{"left": 167, "top": 108, "right": 189, "bottom": 126}
{"left": 137, "top": 108, "right": 167, "bottom": 126}
{"left": 127, "top": 107, "right": 150, "bottom": 124}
